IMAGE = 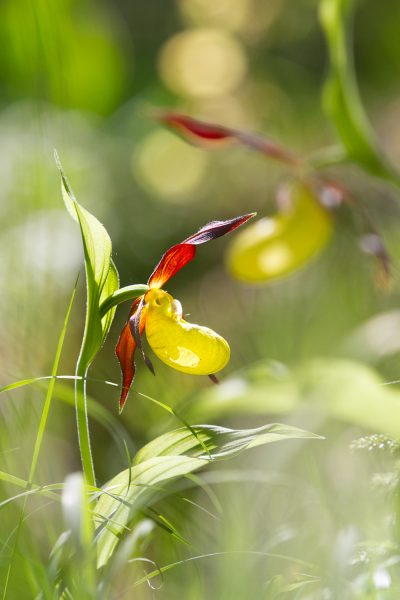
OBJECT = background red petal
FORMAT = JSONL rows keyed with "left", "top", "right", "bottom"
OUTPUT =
{"left": 157, "top": 111, "right": 299, "bottom": 166}
{"left": 155, "top": 111, "right": 234, "bottom": 142}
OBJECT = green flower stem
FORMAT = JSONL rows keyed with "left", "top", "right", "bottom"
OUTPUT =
{"left": 75, "top": 284, "right": 148, "bottom": 485}
{"left": 75, "top": 356, "right": 96, "bottom": 487}
{"left": 99, "top": 284, "right": 149, "bottom": 318}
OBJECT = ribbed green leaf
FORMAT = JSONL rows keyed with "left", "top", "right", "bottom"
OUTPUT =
{"left": 134, "top": 423, "right": 321, "bottom": 464}
{"left": 57, "top": 158, "right": 119, "bottom": 367}
{"left": 94, "top": 422, "right": 320, "bottom": 567}
{"left": 55, "top": 153, "right": 120, "bottom": 485}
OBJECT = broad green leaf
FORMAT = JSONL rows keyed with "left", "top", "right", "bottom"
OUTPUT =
{"left": 319, "top": 0, "right": 399, "bottom": 184}
{"left": 94, "top": 455, "right": 203, "bottom": 568}
{"left": 134, "top": 423, "right": 321, "bottom": 464}
{"left": 56, "top": 154, "right": 119, "bottom": 368}
{"left": 94, "top": 422, "right": 320, "bottom": 567}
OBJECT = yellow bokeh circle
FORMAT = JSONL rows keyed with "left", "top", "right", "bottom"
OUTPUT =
{"left": 158, "top": 28, "right": 247, "bottom": 98}
{"left": 133, "top": 129, "right": 208, "bottom": 202}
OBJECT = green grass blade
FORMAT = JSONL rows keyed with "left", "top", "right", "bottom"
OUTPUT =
{"left": 1, "top": 376, "right": 133, "bottom": 460}
{"left": 133, "top": 550, "right": 317, "bottom": 587}
{"left": 1, "top": 280, "right": 77, "bottom": 598}
{"left": 29, "top": 277, "right": 78, "bottom": 483}
{"left": 0, "top": 470, "right": 34, "bottom": 490}
{"left": 0, "top": 375, "right": 117, "bottom": 395}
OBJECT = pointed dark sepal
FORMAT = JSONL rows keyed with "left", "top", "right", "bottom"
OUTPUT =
{"left": 115, "top": 296, "right": 143, "bottom": 412}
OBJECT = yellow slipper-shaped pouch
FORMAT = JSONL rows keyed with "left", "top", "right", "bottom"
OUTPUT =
{"left": 145, "top": 289, "right": 230, "bottom": 375}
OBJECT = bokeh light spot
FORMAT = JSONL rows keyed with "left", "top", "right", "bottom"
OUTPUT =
{"left": 259, "top": 243, "right": 293, "bottom": 274}
{"left": 133, "top": 129, "right": 208, "bottom": 202}
{"left": 178, "top": 0, "right": 251, "bottom": 33}
{"left": 158, "top": 28, "right": 247, "bottom": 98}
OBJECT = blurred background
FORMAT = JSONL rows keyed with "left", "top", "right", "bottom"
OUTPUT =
{"left": 2, "top": 0, "right": 400, "bottom": 597}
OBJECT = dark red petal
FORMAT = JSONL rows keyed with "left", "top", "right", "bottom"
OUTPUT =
{"left": 115, "top": 297, "right": 143, "bottom": 412}
{"left": 156, "top": 111, "right": 299, "bottom": 166}
{"left": 183, "top": 213, "right": 256, "bottom": 245}
{"left": 148, "top": 214, "right": 255, "bottom": 289}
{"left": 155, "top": 111, "right": 234, "bottom": 143}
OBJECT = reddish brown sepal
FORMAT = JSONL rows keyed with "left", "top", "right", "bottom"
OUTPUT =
{"left": 148, "top": 213, "right": 255, "bottom": 289}
{"left": 116, "top": 297, "right": 144, "bottom": 413}
{"left": 155, "top": 111, "right": 234, "bottom": 143}
{"left": 156, "top": 111, "right": 300, "bottom": 166}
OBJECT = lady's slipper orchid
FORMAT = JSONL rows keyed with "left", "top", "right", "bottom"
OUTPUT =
{"left": 156, "top": 110, "right": 391, "bottom": 284}
{"left": 226, "top": 181, "right": 334, "bottom": 282}
{"left": 116, "top": 213, "right": 254, "bottom": 412}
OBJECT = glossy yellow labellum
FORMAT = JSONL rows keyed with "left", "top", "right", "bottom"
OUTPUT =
{"left": 145, "top": 289, "right": 230, "bottom": 375}
{"left": 226, "top": 182, "right": 333, "bottom": 283}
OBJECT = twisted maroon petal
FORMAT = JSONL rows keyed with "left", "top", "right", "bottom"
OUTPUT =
{"left": 148, "top": 213, "right": 255, "bottom": 289}
{"left": 116, "top": 296, "right": 145, "bottom": 412}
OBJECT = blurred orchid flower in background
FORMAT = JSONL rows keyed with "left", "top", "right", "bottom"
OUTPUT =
{"left": 226, "top": 180, "right": 334, "bottom": 283}
{"left": 156, "top": 111, "right": 390, "bottom": 285}
{"left": 116, "top": 213, "right": 255, "bottom": 412}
